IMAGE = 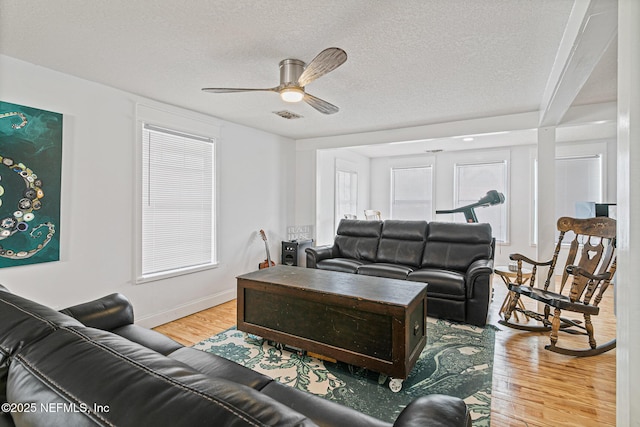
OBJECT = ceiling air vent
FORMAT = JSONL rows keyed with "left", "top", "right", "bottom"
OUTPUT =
{"left": 273, "top": 110, "right": 303, "bottom": 120}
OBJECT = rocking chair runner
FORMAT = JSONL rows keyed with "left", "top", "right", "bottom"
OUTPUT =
{"left": 499, "top": 216, "right": 617, "bottom": 356}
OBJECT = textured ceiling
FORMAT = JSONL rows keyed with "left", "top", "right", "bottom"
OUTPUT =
{"left": 0, "top": 0, "right": 616, "bottom": 141}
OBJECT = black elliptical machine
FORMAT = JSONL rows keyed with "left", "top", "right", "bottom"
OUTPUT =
{"left": 436, "top": 190, "right": 505, "bottom": 223}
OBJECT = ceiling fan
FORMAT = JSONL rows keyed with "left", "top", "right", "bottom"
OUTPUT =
{"left": 202, "top": 47, "right": 347, "bottom": 115}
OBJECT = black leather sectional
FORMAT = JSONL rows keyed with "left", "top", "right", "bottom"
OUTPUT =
{"left": 0, "top": 285, "right": 471, "bottom": 427}
{"left": 306, "top": 219, "right": 495, "bottom": 326}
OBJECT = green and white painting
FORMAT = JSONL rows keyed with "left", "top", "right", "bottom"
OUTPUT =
{"left": 0, "top": 101, "right": 62, "bottom": 268}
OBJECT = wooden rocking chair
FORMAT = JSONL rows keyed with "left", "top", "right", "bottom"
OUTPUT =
{"left": 499, "top": 216, "right": 617, "bottom": 356}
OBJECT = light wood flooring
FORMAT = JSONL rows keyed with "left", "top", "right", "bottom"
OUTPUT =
{"left": 153, "top": 276, "right": 616, "bottom": 427}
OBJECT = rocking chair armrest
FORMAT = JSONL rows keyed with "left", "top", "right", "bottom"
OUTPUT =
{"left": 509, "top": 253, "right": 553, "bottom": 267}
{"left": 566, "top": 265, "right": 612, "bottom": 282}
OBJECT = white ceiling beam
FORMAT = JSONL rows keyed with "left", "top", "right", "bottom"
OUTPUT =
{"left": 296, "top": 111, "right": 541, "bottom": 150}
{"left": 539, "top": 0, "right": 617, "bottom": 127}
{"left": 295, "top": 102, "right": 616, "bottom": 153}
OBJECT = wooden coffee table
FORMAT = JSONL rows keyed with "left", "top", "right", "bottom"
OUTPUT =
{"left": 236, "top": 265, "right": 427, "bottom": 390}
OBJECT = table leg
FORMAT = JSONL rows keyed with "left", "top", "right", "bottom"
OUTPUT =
{"left": 516, "top": 296, "right": 530, "bottom": 321}
{"left": 500, "top": 291, "right": 520, "bottom": 321}
{"left": 497, "top": 275, "right": 531, "bottom": 321}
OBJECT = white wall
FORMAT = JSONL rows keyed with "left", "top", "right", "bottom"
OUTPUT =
{"left": 368, "top": 146, "right": 525, "bottom": 266}
{"left": 297, "top": 111, "right": 616, "bottom": 251}
{"left": 0, "top": 54, "right": 295, "bottom": 327}
{"left": 355, "top": 140, "right": 616, "bottom": 267}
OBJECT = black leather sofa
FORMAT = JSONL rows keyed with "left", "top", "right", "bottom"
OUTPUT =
{"left": 306, "top": 220, "right": 495, "bottom": 326}
{"left": 0, "top": 285, "right": 471, "bottom": 427}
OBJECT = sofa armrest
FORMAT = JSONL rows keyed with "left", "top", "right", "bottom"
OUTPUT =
{"left": 465, "top": 258, "right": 494, "bottom": 299}
{"left": 393, "top": 395, "right": 471, "bottom": 427}
{"left": 305, "top": 245, "right": 336, "bottom": 268}
{"left": 60, "top": 293, "right": 134, "bottom": 331}
{"left": 0, "top": 412, "right": 15, "bottom": 427}
{"left": 463, "top": 258, "right": 494, "bottom": 326}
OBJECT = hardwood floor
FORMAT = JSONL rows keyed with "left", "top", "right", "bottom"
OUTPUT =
{"left": 153, "top": 276, "right": 616, "bottom": 426}
{"left": 153, "top": 300, "right": 237, "bottom": 346}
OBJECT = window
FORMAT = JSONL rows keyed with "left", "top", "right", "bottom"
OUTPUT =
{"left": 335, "top": 169, "right": 358, "bottom": 228}
{"left": 555, "top": 155, "right": 602, "bottom": 219}
{"left": 455, "top": 161, "right": 508, "bottom": 242}
{"left": 391, "top": 166, "right": 433, "bottom": 220}
{"left": 140, "top": 123, "right": 216, "bottom": 281}
{"left": 534, "top": 154, "right": 603, "bottom": 242}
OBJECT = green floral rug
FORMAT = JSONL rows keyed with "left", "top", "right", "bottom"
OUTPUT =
{"left": 193, "top": 317, "right": 496, "bottom": 426}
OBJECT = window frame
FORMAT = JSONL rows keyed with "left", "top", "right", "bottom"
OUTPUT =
{"left": 453, "top": 159, "right": 509, "bottom": 243}
{"left": 390, "top": 165, "right": 434, "bottom": 221}
{"left": 334, "top": 167, "right": 358, "bottom": 230}
{"left": 135, "top": 104, "right": 220, "bottom": 284}
{"left": 532, "top": 145, "right": 606, "bottom": 245}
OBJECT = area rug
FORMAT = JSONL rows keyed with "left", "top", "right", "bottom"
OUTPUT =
{"left": 193, "top": 317, "right": 496, "bottom": 426}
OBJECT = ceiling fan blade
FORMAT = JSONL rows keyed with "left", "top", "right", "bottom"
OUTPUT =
{"left": 202, "top": 87, "right": 278, "bottom": 93}
{"left": 297, "top": 47, "right": 347, "bottom": 87}
{"left": 303, "top": 93, "right": 339, "bottom": 115}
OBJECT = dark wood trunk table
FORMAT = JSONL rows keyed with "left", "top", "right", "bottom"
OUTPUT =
{"left": 236, "top": 265, "right": 427, "bottom": 385}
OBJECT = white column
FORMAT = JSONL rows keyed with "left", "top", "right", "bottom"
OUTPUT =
{"left": 536, "top": 127, "right": 556, "bottom": 291}
{"left": 617, "top": 0, "right": 640, "bottom": 424}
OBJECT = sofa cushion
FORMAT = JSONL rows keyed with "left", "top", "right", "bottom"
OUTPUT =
{"left": 422, "top": 222, "right": 493, "bottom": 272}
{"left": 408, "top": 269, "right": 466, "bottom": 300}
{"left": 0, "top": 286, "right": 84, "bottom": 406}
{"left": 0, "top": 412, "right": 13, "bottom": 427}
{"left": 317, "top": 258, "right": 367, "bottom": 274}
{"left": 0, "top": 287, "right": 84, "bottom": 351}
{"left": 169, "top": 347, "right": 273, "bottom": 391}
{"left": 262, "top": 380, "right": 388, "bottom": 427}
{"left": 375, "top": 220, "right": 428, "bottom": 267}
{"left": 357, "top": 263, "right": 414, "bottom": 280}
{"left": 334, "top": 219, "right": 382, "bottom": 262}
{"left": 7, "top": 327, "right": 316, "bottom": 427}
{"left": 111, "top": 324, "right": 184, "bottom": 356}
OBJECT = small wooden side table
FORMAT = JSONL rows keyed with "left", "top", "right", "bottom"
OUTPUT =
{"left": 494, "top": 265, "right": 533, "bottom": 321}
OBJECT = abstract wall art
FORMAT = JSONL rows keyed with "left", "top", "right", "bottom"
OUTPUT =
{"left": 0, "top": 101, "right": 62, "bottom": 268}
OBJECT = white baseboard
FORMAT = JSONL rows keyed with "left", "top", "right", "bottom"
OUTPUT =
{"left": 135, "top": 288, "right": 237, "bottom": 329}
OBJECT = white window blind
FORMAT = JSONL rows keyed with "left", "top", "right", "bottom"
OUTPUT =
{"left": 455, "top": 161, "right": 507, "bottom": 242}
{"left": 335, "top": 169, "right": 358, "bottom": 227}
{"left": 391, "top": 166, "right": 433, "bottom": 220}
{"left": 533, "top": 155, "right": 603, "bottom": 243}
{"left": 533, "top": 154, "right": 604, "bottom": 243}
{"left": 555, "top": 155, "right": 602, "bottom": 219}
{"left": 141, "top": 124, "right": 215, "bottom": 277}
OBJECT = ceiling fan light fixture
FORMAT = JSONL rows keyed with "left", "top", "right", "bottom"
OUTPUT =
{"left": 280, "top": 87, "right": 304, "bottom": 103}
{"left": 202, "top": 47, "right": 346, "bottom": 114}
